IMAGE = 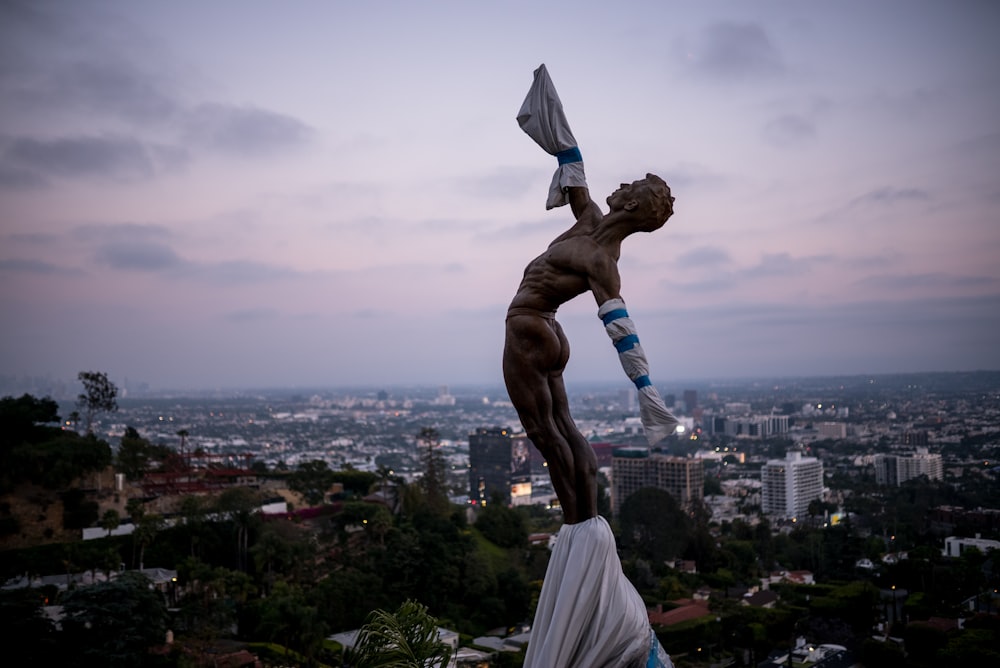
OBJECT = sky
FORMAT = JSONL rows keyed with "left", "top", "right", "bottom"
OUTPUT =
{"left": 1, "top": 1, "right": 999, "bottom": 392}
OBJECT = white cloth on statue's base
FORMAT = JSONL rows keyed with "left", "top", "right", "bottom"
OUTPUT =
{"left": 524, "top": 516, "right": 673, "bottom": 668}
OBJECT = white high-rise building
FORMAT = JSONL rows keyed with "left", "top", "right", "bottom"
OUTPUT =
{"left": 761, "top": 451, "right": 824, "bottom": 519}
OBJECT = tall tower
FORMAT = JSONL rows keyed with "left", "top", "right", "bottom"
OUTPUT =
{"left": 468, "top": 427, "right": 523, "bottom": 505}
{"left": 683, "top": 389, "right": 698, "bottom": 413}
{"left": 761, "top": 451, "right": 824, "bottom": 519}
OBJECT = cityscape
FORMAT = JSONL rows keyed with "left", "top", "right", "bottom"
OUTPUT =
{"left": 1, "top": 370, "right": 998, "bottom": 666}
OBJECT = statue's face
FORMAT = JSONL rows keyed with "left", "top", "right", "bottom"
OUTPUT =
{"left": 608, "top": 178, "right": 675, "bottom": 230}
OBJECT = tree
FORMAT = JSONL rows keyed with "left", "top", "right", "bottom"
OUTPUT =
{"left": 288, "top": 459, "right": 336, "bottom": 506}
{"left": 100, "top": 508, "right": 121, "bottom": 537}
{"left": 345, "top": 599, "right": 453, "bottom": 668}
{"left": 60, "top": 571, "right": 168, "bottom": 667}
{"left": 416, "top": 428, "right": 450, "bottom": 516}
{"left": 116, "top": 427, "right": 152, "bottom": 481}
{"left": 618, "top": 487, "right": 692, "bottom": 564}
{"left": 216, "top": 486, "right": 261, "bottom": 571}
{"left": 133, "top": 513, "right": 164, "bottom": 570}
{"left": 76, "top": 371, "right": 118, "bottom": 435}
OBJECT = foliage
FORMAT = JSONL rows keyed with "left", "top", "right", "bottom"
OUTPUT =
{"left": 345, "top": 599, "right": 452, "bottom": 668}
{"left": 288, "top": 459, "right": 338, "bottom": 506}
{"left": 474, "top": 498, "right": 528, "bottom": 549}
{"left": 0, "top": 396, "right": 112, "bottom": 490}
{"left": 0, "top": 587, "right": 60, "bottom": 662}
{"left": 116, "top": 426, "right": 173, "bottom": 480}
{"left": 60, "top": 571, "right": 169, "bottom": 667}
{"left": 61, "top": 488, "right": 99, "bottom": 530}
{"left": 76, "top": 370, "right": 118, "bottom": 434}
{"left": 416, "top": 427, "right": 450, "bottom": 516}
{"left": 618, "top": 487, "right": 691, "bottom": 564}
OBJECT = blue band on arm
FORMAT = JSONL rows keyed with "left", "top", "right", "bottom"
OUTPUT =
{"left": 601, "top": 308, "right": 629, "bottom": 325}
{"left": 633, "top": 375, "right": 652, "bottom": 389}
{"left": 556, "top": 146, "right": 582, "bottom": 165}
{"left": 614, "top": 334, "right": 640, "bottom": 353}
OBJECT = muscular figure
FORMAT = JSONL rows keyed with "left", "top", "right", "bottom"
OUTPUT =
{"left": 503, "top": 174, "right": 675, "bottom": 525}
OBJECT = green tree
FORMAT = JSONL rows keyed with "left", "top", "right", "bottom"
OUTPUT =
{"left": 475, "top": 499, "right": 528, "bottom": 548}
{"left": 76, "top": 371, "right": 118, "bottom": 435}
{"left": 133, "top": 513, "right": 164, "bottom": 570}
{"left": 288, "top": 459, "right": 337, "bottom": 506}
{"left": 346, "top": 599, "right": 452, "bottom": 668}
{"left": 60, "top": 571, "right": 168, "bottom": 667}
{"left": 618, "top": 487, "right": 691, "bottom": 564}
{"left": 216, "top": 486, "right": 261, "bottom": 571}
{"left": 100, "top": 508, "right": 121, "bottom": 537}
{"left": 416, "top": 428, "right": 450, "bottom": 516}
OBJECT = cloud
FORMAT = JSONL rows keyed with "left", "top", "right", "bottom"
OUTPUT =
{"left": 744, "top": 252, "right": 833, "bottom": 278}
{"left": 52, "top": 59, "right": 179, "bottom": 123}
{"left": 685, "top": 22, "right": 784, "bottom": 82}
{"left": 181, "top": 104, "right": 313, "bottom": 156}
{"left": 849, "top": 187, "right": 931, "bottom": 208}
{"left": 855, "top": 272, "right": 999, "bottom": 291}
{"left": 762, "top": 114, "right": 816, "bottom": 148}
{"left": 224, "top": 308, "right": 280, "bottom": 323}
{"left": 0, "top": 258, "right": 84, "bottom": 276}
{"left": 1, "top": 134, "right": 188, "bottom": 182}
{"left": 72, "top": 222, "right": 174, "bottom": 244}
{"left": 94, "top": 241, "right": 184, "bottom": 271}
{"left": 0, "top": 163, "right": 47, "bottom": 189}
{"left": 675, "top": 246, "right": 732, "bottom": 269}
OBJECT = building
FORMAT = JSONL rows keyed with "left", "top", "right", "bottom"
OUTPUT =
{"left": 874, "top": 448, "right": 943, "bottom": 486}
{"left": 468, "top": 427, "right": 532, "bottom": 506}
{"left": 761, "top": 451, "right": 824, "bottom": 519}
{"left": 816, "top": 422, "right": 847, "bottom": 439}
{"left": 610, "top": 447, "right": 704, "bottom": 515}
{"left": 942, "top": 535, "right": 1000, "bottom": 558}
{"left": 683, "top": 389, "right": 698, "bottom": 413}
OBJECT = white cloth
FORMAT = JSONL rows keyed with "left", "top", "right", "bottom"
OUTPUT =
{"left": 598, "top": 299, "right": 679, "bottom": 445}
{"left": 525, "top": 516, "right": 656, "bottom": 668}
{"left": 516, "top": 63, "right": 588, "bottom": 209}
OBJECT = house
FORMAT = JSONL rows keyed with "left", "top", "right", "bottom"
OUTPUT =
{"left": 742, "top": 590, "right": 779, "bottom": 608}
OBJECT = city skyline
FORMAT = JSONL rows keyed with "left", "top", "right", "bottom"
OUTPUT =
{"left": 2, "top": 1, "right": 999, "bottom": 392}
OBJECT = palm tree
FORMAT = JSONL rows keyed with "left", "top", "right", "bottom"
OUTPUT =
{"left": 100, "top": 508, "right": 120, "bottom": 538}
{"left": 346, "top": 599, "right": 452, "bottom": 668}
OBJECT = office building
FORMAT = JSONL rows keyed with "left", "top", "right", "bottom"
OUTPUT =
{"left": 468, "top": 427, "right": 532, "bottom": 506}
{"left": 761, "top": 451, "right": 824, "bottom": 519}
{"left": 874, "top": 448, "right": 943, "bottom": 487}
{"left": 611, "top": 448, "right": 704, "bottom": 515}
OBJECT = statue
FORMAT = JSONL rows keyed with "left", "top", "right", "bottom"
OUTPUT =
{"left": 504, "top": 65, "right": 676, "bottom": 668}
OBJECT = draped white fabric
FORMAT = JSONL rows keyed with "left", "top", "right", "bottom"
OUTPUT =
{"left": 516, "top": 63, "right": 588, "bottom": 209}
{"left": 524, "top": 517, "right": 651, "bottom": 668}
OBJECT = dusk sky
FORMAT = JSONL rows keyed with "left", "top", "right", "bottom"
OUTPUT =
{"left": 2, "top": 1, "right": 998, "bottom": 392}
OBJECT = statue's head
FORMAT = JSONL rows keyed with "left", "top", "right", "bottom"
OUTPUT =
{"left": 607, "top": 173, "right": 675, "bottom": 231}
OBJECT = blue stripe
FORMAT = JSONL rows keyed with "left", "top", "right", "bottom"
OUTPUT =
{"left": 633, "top": 375, "right": 652, "bottom": 389}
{"left": 614, "top": 334, "right": 640, "bottom": 353}
{"left": 601, "top": 308, "right": 629, "bottom": 325}
{"left": 556, "top": 146, "right": 582, "bottom": 165}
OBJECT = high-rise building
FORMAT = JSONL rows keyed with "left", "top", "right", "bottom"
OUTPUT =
{"left": 683, "top": 389, "right": 698, "bottom": 413}
{"left": 761, "top": 451, "right": 824, "bottom": 519}
{"left": 610, "top": 447, "right": 704, "bottom": 515}
{"left": 468, "top": 427, "right": 532, "bottom": 506}
{"left": 874, "top": 448, "right": 943, "bottom": 487}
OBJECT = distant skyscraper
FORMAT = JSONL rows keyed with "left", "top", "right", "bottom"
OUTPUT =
{"left": 683, "top": 389, "right": 698, "bottom": 413}
{"left": 468, "top": 427, "right": 531, "bottom": 505}
{"left": 761, "top": 451, "right": 824, "bottom": 519}
{"left": 610, "top": 448, "right": 704, "bottom": 515}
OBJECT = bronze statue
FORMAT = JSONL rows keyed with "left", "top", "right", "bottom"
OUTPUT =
{"left": 509, "top": 64, "right": 677, "bottom": 668}
{"left": 503, "top": 177, "right": 675, "bottom": 525}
